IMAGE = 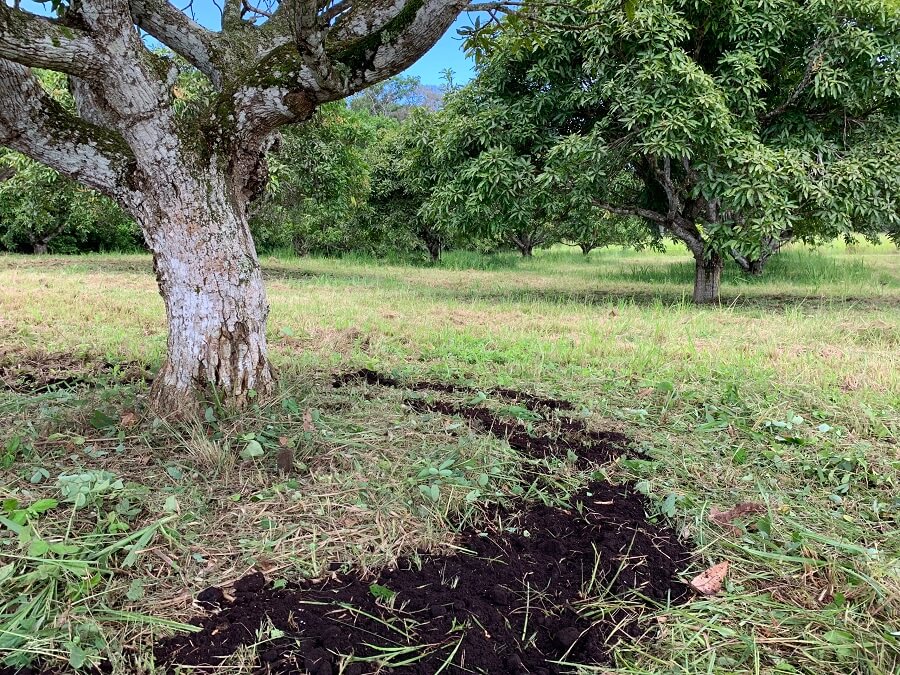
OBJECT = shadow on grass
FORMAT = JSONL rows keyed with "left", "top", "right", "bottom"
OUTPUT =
{"left": 4, "top": 254, "right": 898, "bottom": 312}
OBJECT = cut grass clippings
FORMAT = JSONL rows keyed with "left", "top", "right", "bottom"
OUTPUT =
{"left": 0, "top": 242, "right": 898, "bottom": 674}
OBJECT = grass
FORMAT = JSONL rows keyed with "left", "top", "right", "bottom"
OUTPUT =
{"left": 0, "top": 240, "right": 898, "bottom": 674}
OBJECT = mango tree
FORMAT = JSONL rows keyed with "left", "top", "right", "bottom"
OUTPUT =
{"left": 0, "top": 0, "right": 474, "bottom": 413}
{"left": 460, "top": 0, "right": 900, "bottom": 301}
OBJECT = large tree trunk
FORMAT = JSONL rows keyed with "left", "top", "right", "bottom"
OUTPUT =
{"left": 692, "top": 252, "right": 722, "bottom": 304}
{"left": 134, "top": 165, "right": 275, "bottom": 414}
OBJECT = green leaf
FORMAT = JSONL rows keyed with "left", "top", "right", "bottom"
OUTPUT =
{"left": 660, "top": 493, "right": 677, "bottom": 517}
{"left": 163, "top": 495, "right": 178, "bottom": 513}
{"left": 29, "top": 498, "right": 58, "bottom": 514}
{"left": 126, "top": 578, "right": 145, "bottom": 601}
{"left": 27, "top": 539, "right": 50, "bottom": 556}
{"left": 89, "top": 409, "right": 117, "bottom": 430}
{"left": 240, "top": 439, "right": 264, "bottom": 460}
{"left": 369, "top": 583, "right": 395, "bottom": 600}
{"left": 66, "top": 642, "right": 87, "bottom": 669}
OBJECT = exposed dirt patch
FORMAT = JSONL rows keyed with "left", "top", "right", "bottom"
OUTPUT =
{"left": 0, "top": 348, "right": 152, "bottom": 394}
{"left": 156, "top": 483, "right": 688, "bottom": 674}
{"left": 404, "top": 397, "right": 623, "bottom": 469}
{"left": 154, "top": 371, "right": 689, "bottom": 674}
{"left": 334, "top": 368, "right": 618, "bottom": 468}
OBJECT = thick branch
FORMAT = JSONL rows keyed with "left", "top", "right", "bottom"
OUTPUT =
{"left": 328, "top": 0, "right": 467, "bottom": 95}
{"left": 129, "top": 0, "right": 223, "bottom": 84}
{"left": 591, "top": 199, "right": 667, "bottom": 224}
{"left": 242, "top": 0, "right": 465, "bottom": 131}
{"left": 0, "top": 4, "right": 100, "bottom": 76}
{"left": 0, "top": 59, "right": 132, "bottom": 198}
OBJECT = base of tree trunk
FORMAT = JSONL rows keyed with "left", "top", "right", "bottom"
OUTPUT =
{"left": 149, "top": 355, "right": 275, "bottom": 417}
{"left": 693, "top": 255, "right": 722, "bottom": 304}
{"left": 748, "top": 260, "right": 764, "bottom": 276}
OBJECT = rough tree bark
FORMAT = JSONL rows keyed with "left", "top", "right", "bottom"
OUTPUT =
{"left": 512, "top": 232, "right": 536, "bottom": 257}
{"left": 692, "top": 252, "right": 723, "bottom": 304}
{"left": 0, "top": 0, "right": 468, "bottom": 415}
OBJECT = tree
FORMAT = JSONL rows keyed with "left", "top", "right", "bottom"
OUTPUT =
{"left": 464, "top": 0, "right": 900, "bottom": 302}
{"left": 416, "top": 73, "right": 658, "bottom": 259}
{"left": 0, "top": 0, "right": 469, "bottom": 413}
{"left": 0, "top": 70, "right": 138, "bottom": 254}
{"left": 360, "top": 115, "right": 453, "bottom": 260}
{"left": 557, "top": 210, "right": 656, "bottom": 256}
{"left": 0, "top": 150, "right": 139, "bottom": 253}
{"left": 250, "top": 103, "right": 374, "bottom": 255}
{"left": 349, "top": 74, "right": 426, "bottom": 120}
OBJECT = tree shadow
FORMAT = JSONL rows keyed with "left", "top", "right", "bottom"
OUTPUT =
{"left": 6, "top": 255, "right": 897, "bottom": 312}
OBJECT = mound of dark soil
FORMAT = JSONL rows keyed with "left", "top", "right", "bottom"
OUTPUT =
{"left": 332, "top": 368, "right": 575, "bottom": 411}
{"left": 154, "top": 373, "right": 690, "bottom": 674}
{"left": 155, "top": 482, "right": 688, "bottom": 674}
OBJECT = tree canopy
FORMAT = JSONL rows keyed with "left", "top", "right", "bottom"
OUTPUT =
{"left": 447, "top": 0, "right": 900, "bottom": 300}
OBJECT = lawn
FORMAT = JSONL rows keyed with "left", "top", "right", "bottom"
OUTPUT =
{"left": 0, "top": 242, "right": 898, "bottom": 674}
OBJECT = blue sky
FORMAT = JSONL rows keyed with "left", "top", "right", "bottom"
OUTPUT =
{"left": 403, "top": 16, "right": 477, "bottom": 85}
{"left": 21, "top": 0, "right": 474, "bottom": 86}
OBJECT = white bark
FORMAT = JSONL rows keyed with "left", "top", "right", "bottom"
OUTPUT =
{"left": 136, "top": 165, "right": 274, "bottom": 411}
{"left": 0, "top": 0, "right": 468, "bottom": 413}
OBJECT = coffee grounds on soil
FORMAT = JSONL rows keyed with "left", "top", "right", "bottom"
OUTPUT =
{"left": 153, "top": 374, "right": 691, "bottom": 674}
{"left": 155, "top": 482, "right": 688, "bottom": 675}
{"left": 334, "top": 369, "right": 620, "bottom": 467}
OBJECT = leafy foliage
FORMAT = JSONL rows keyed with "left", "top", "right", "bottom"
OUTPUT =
{"left": 0, "top": 71, "right": 139, "bottom": 254}
{"left": 250, "top": 103, "right": 376, "bottom": 255}
{"left": 450, "top": 0, "right": 900, "bottom": 296}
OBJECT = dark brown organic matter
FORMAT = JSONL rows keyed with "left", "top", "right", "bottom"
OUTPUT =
{"left": 154, "top": 372, "right": 692, "bottom": 674}
{"left": 0, "top": 348, "right": 151, "bottom": 394}
{"left": 156, "top": 483, "right": 689, "bottom": 674}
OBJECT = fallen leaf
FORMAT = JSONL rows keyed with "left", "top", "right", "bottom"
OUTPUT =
{"left": 278, "top": 436, "right": 290, "bottom": 448}
{"left": 710, "top": 502, "right": 766, "bottom": 535}
{"left": 302, "top": 409, "right": 315, "bottom": 433}
{"left": 690, "top": 561, "right": 729, "bottom": 595}
{"left": 120, "top": 411, "right": 138, "bottom": 428}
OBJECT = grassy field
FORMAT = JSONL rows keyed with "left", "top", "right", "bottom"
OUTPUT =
{"left": 0, "top": 241, "right": 898, "bottom": 674}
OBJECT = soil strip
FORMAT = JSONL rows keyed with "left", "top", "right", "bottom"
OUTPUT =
{"left": 154, "top": 372, "right": 690, "bottom": 674}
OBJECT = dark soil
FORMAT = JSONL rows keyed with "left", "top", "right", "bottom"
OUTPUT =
{"left": 332, "top": 368, "right": 575, "bottom": 411}
{"left": 156, "top": 483, "right": 688, "bottom": 674}
{"left": 154, "top": 371, "right": 690, "bottom": 674}
{"left": 334, "top": 368, "right": 624, "bottom": 468}
{"left": 0, "top": 348, "right": 151, "bottom": 394}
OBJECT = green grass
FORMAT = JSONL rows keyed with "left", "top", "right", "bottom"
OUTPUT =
{"left": 0, "top": 241, "right": 898, "bottom": 674}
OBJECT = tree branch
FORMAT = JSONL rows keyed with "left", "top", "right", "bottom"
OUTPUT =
{"left": 0, "top": 59, "right": 133, "bottom": 199}
{"left": 0, "top": 4, "right": 101, "bottom": 76}
{"left": 328, "top": 0, "right": 467, "bottom": 95}
{"left": 591, "top": 199, "right": 667, "bottom": 225}
{"left": 129, "top": 0, "right": 223, "bottom": 84}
